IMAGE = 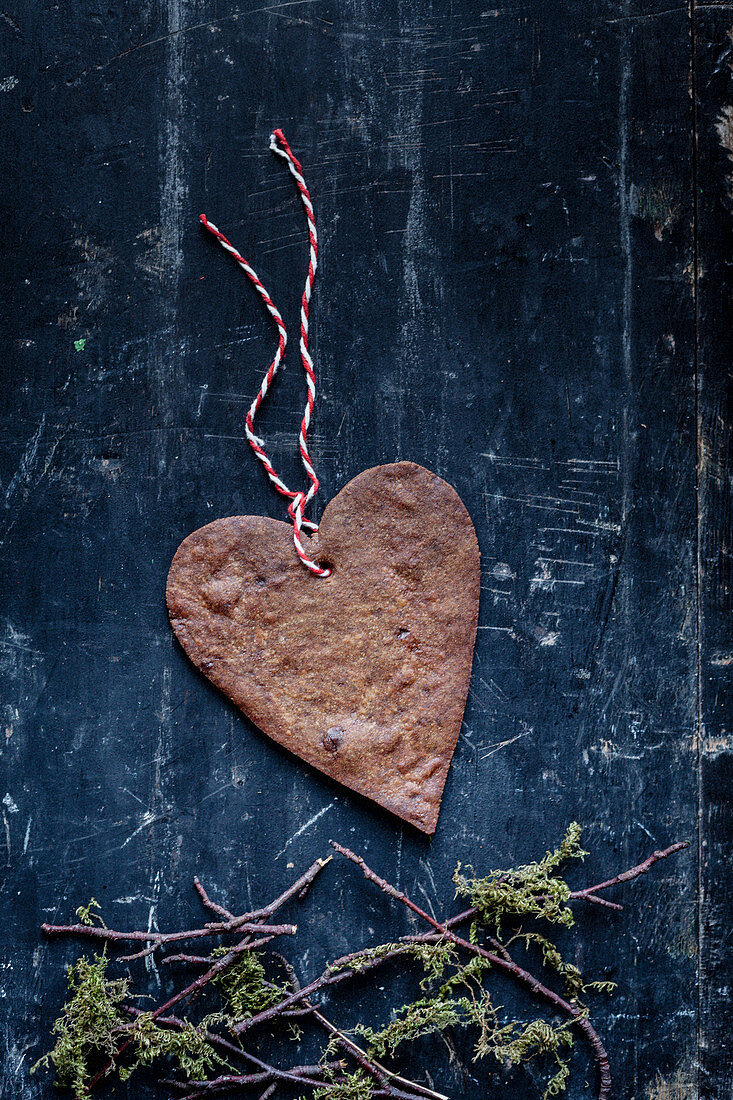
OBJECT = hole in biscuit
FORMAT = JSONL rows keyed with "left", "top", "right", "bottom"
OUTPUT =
{"left": 397, "top": 627, "right": 410, "bottom": 640}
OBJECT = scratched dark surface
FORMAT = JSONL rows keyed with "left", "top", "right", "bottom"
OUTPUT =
{"left": 0, "top": 2, "right": 729, "bottom": 1098}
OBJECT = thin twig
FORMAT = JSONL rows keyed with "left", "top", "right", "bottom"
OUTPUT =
{"left": 162, "top": 953, "right": 215, "bottom": 966}
{"left": 570, "top": 841, "right": 688, "bottom": 900}
{"left": 232, "top": 945, "right": 414, "bottom": 1035}
{"left": 162, "top": 1065, "right": 334, "bottom": 1095}
{"left": 270, "top": 952, "right": 448, "bottom": 1100}
{"left": 330, "top": 840, "right": 612, "bottom": 1100}
{"left": 46, "top": 858, "right": 332, "bottom": 961}
{"left": 38, "top": 841, "right": 686, "bottom": 1100}
{"left": 309, "top": 1005, "right": 449, "bottom": 1100}
{"left": 123, "top": 1005, "right": 246, "bottom": 1062}
{"left": 194, "top": 877, "right": 235, "bottom": 922}
{"left": 84, "top": 859, "right": 332, "bottom": 1089}
{"left": 168, "top": 1064, "right": 431, "bottom": 1099}
{"left": 88, "top": 935, "right": 278, "bottom": 1089}
{"left": 408, "top": 841, "right": 689, "bottom": 941}
{"left": 41, "top": 921, "right": 295, "bottom": 961}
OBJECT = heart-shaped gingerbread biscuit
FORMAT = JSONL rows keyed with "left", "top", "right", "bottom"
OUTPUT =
{"left": 166, "top": 462, "right": 480, "bottom": 833}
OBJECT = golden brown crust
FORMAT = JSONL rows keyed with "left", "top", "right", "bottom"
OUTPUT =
{"left": 166, "top": 462, "right": 480, "bottom": 834}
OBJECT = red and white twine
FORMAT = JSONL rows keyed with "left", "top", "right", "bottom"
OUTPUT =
{"left": 200, "top": 129, "right": 330, "bottom": 577}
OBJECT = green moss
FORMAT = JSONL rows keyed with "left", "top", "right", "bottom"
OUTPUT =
{"left": 32, "top": 952, "right": 230, "bottom": 1096}
{"left": 75, "top": 899, "right": 105, "bottom": 928}
{"left": 31, "top": 952, "right": 128, "bottom": 1097}
{"left": 510, "top": 932, "right": 585, "bottom": 999}
{"left": 356, "top": 995, "right": 469, "bottom": 1057}
{"left": 453, "top": 822, "right": 587, "bottom": 932}
{"left": 35, "top": 824, "right": 623, "bottom": 1100}
{"left": 309, "top": 1067, "right": 373, "bottom": 1100}
{"left": 210, "top": 948, "right": 285, "bottom": 1021}
{"left": 474, "top": 1017, "right": 575, "bottom": 1099}
{"left": 409, "top": 940, "right": 458, "bottom": 986}
{"left": 352, "top": 828, "right": 607, "bottom": 1099}
{"left": 327, "top": 942, "right": 407, "bottom": 975}
{"left": 120, "top": 1012, "right": 229, "bottom": 1081}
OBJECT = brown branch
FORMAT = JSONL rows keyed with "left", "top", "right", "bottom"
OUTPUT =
{"left": 38, "top": 841, "right": 686, "bottom": 1100}
{"left": 269, "top": 951, "right": 448, "bottom": 1100}
{"left": 162, "top": 953, "right": 215, "bottom": 966}
{"left": 408, "top": 840, "right": 689, "bottom": 940}
{"left": 194, "top": 877, "right": 235, "bottom": 922}
{"left": 123, "top": 1005, "right": 246, "bottom": 1062}
{"left": 309, "top": 1005, "right": 449, "bottom": 1100}
{"left": 569, "top": 841, "right": 688, "bottom": 901}
{"left": 236, "top": 856, "right": 332, "bottom": 955}
{"left": 162, "top": 1065, "right": 335, "bottom": 1096}
{"left": 82, "top": 858, "right": 332, "bottom": 1091}
{"left": 232, "top": 944, "right": 414, "bottom": 1035}
{"left": 88, "top": 934, "right": 278, "bottom": 1090}
{"left": 168, "top": 1066, "right": 432, "bottom": 1099}
{"left": 136, "top": 1003, "right": 435, "bottom": 1100}
{"left": 238, "top": 856, "right": 332, "bottom": 923}
{"left": 44, "top": 858, "right": 332, "bottom": 963}
{"left": 574, "top": 893, "right": 623, "bottom": 911}
{"left": 231, "top": 945, "right": 447, "bottom": 1099}
{"left": 330, "top": 840, "right": 612, "bottom": 1100}
{"left": 125, "top": 1004, "right": 345, "bottom": 1088}
{"left": 41, "top": 921, "right": 295, "bottom": 961}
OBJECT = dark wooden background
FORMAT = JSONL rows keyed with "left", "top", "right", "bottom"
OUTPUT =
{"left": 1, "top": 2, "right": 730, "bottom": 1098}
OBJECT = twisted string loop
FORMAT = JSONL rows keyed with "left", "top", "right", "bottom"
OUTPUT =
{"left": 200, "top": 129, "right": 329, "bottom": 577}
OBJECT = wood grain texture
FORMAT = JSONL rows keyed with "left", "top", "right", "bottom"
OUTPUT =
{"left": 693, "top": 8, "right": 733, "bottom": 1099}
{"left": 0, "top": 0, "right": 724, "bottom": 1097}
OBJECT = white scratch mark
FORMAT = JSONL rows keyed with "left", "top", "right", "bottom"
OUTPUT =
{"left": 145, "top": 890, "right": 161, "bottom": 986}
{"left": 415, "top": 880, "right": 437, "bottom": 921}
{"left": 395, "top": 828, "right": 403, "bottom": 891}
{"left": 2, "top": 793, "right": 19, "bottom": 814}
{"left": 480, "top": 728, "right": 531, "bottom": 760}
{"left": 274, "top": 802, "right": 335, "bottom": 861}
{"left": 633, "top": 820, "right": 656, "bottom": 841}
{"left": 121, "top": 787, "right": 146, "bottom": 806}
{"left": 119, "top": 809, "right": 160, "bottom": 849}
{"left": 161, "top": 0, "right": 187, "bottom": 285}
{"left": 618, "top": 1, "right": 633, "bottom": 534}
{"left": 3, "top": 415, "right": 45, "bottom": 508}
{"left": 419, "top": 858, "right": 438, "bottom": 902}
